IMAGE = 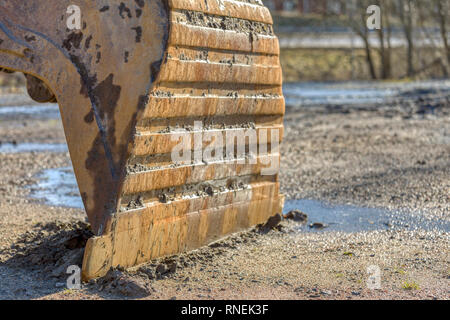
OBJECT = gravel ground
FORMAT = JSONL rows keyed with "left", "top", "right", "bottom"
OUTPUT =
{"left": 0, "top": 88, "right": 448, "bottom": 300}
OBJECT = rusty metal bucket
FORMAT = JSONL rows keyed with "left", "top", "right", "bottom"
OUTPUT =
{"left": 0, "top": 0, "right": 285, "bottom": 280}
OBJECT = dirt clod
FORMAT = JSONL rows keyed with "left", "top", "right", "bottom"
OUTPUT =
{"left": 284, "top": 209, "right": 308, "bottom": 223}
{"left": 96, "top": 269, "right": 151, "bottom": 298}
{"left": 258, "top": 214, "right": 282, "bottom": 233}
{"left": 0, "top": 221, "right": 93, "bottom": 278}
{"left": 309, "top": 222, "right": 327, "bottom": 229}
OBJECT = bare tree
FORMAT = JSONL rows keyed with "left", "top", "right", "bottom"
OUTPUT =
{"left": 435, "top": 0, "right": 450, "bottom": 68}
{"left": 414, "top": 0, "right": 447, "bottom": 76}
{"left": 341, "top": 0, "right": 378, "bottom": 79}
{"left": 396, "top": 0, "right": 416, "bottom": 77}
{"left": 376, "top": 0, "right": 393, "bottom": 79}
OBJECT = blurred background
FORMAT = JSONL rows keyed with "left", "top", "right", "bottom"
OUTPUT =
{"left": 266, "top": 0, "right": 450, "bottom": 82}
{"left": 2, "top": 0, "right": 449, "bottom": 89}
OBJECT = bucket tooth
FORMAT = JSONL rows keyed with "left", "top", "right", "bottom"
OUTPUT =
{"left": 0, "top": 0, "right": 285, "bottom": 280}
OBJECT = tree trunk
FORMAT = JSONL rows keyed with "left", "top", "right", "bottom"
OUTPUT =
{"left": 401, "top": 0, "right": 415, "bottom": 77}
{"left": 273, "top": 0, "right": 284, "bottom": 12}
{"left": 378, "top": 0, "right": 392, "bottom": 79}
{"left": 298, "top": 0, "right": 304, "bottom": 14}
{"left": 406, "top": 33, "right": 415, "bottom": 77}
{"left": 437, "top": 0, "right": 450, "bottom": 69}
{"left": 364, "top": 37, "right": 378, "bottom": 79}
{"left": 346, "top": 0, "right": 378, "bottom": 80}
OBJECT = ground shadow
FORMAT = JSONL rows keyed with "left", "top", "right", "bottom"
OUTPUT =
{"left": 0, "top": 221, "right": 91, "bottom": 299}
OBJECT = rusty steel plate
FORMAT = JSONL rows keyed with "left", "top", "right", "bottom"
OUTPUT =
{"left": 0, "top": 0, "right": 285, "bottom": 280}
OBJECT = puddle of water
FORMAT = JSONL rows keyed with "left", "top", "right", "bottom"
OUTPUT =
{"left": 284, "top": 199, "right": 449, "bottom": 233}
{"left": 0, "top": 104, "right": 60, "bottom": 119}
{"left": 25, "top": 166, "right": 450, "bottom": 234}
{"left": 0, "top": 142, "right": 68, "bottom": 154}
{"left": 283, "top": 80, "right": 450, "bottom": 107}
{"left": 29, "top": 167, "right": 83, "bottom": 209}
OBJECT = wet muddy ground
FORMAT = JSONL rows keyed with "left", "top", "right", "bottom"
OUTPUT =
{"left": 0, "top": 82, "right": 448, "bottom": 300}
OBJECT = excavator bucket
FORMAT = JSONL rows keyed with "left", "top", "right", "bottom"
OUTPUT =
{"left": 0, "top": 0, "right": 285, "bottom": 280}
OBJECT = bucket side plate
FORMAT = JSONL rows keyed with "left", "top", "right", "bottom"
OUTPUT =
{"left": 82, "top": 0, "right": 285, "bottom": 280}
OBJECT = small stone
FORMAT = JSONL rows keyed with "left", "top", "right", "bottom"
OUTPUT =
{"left": 159, "top": 194, "right": 169, "bottom": 203}
{"left": 284, "top": 209, "right": 308, "bottom": 222}
{"left": 168, "top": 262, "right": 177, "bottom": 273}
{"left": 156, "top": 264, "right": 168, "bottom": 275}
{"left": 309, "top": 222, "right": 326, "bottom": 229}
{"left": 259, "top": 214, "right": 282, "bottom": 232}
{"left": 204, "top": 186, "right": 214, "bottom": 196}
